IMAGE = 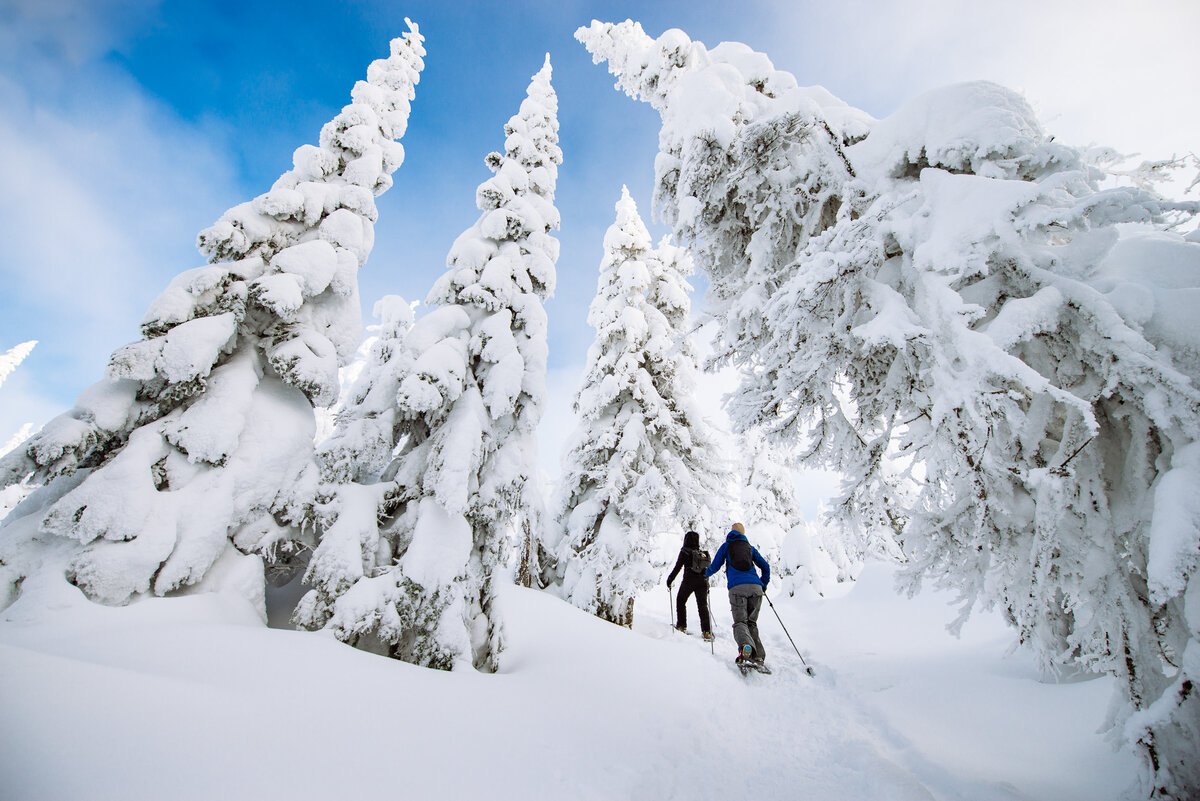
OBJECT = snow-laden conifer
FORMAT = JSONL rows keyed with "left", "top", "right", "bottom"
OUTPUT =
{"left": 0, "top": 341, "right": 36, "bottom": 391}
{"left": 293, "top": 57, "right": 560, "bottom": 671}
{"left": 0, "top": 23, "right": 425, "bottom": 615}
{"left": 554, "top": 188, "right": 726, "bottom": 626}
{"left": 580, "top": 21, "right": 1200, "bottom": 798}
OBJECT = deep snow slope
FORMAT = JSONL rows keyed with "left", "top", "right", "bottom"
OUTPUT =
{"left": 0, "top": 563, "right": 1135, "bottom": 801}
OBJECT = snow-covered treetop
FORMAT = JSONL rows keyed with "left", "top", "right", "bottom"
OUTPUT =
{"left": 603, "top": 184, "right": 651, "bottom": 254}
{"left": 429, "top": 55, "right": 561, "bottom": 313}
{"left": 0, "top": 341, "right": 36, "bottom": 389}
{"left": 576, "top": 19, "right": 871, "bottom": 147}
{"left": 196, "top": 19, "right": 426, "bottom": 266}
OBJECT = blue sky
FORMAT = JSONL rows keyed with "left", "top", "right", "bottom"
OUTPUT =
{"left": 1, "top": 0, "right": 1196, "bottom": 504}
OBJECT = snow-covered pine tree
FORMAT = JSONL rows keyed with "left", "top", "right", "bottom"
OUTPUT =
{"left": 0, "top": 22, "right": 425, "bottom": 615}
{"left": 554, "top": 188, "right": 726, "bottom": 626}
{"left": 0, "top": 341, "right": 36, "bottom": 391}
{"left": 580, "top": 21, "right": 1200, "bottom": 798}
{"left": 294, "top": 57, "right": 561, "bottom": 672}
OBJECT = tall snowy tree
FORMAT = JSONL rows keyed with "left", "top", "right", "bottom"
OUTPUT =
{"left": 554, "top": 187, "right": 726, "bottom": 627}
{"left": 293, "top": 57, "right": 561, "bottom": 672}
{"left": 0, "top": 23, "right": 425, "bottom": 616}
{"left": 580, "top": 21, "right": 1200, "bottom": 799}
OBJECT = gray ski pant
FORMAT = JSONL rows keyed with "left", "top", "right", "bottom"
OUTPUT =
{"left": 728, "top": 583, "right": 765, "bottom": 660}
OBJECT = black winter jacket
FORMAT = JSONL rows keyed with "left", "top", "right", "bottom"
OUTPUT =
{"left": 666, "top": 531, "right": 710, "bottom": 586}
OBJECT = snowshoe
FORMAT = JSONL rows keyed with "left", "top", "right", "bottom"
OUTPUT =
{"left": 736, "top": 644, "right": 755, "bottom": 675}
{"left": 702, "top": 632, "right": 714, "bottom": 642}
{"left": 751, "top": 660, "right": 772, "bottom": 675}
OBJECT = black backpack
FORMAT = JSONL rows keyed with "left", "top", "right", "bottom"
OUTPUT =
{"left": 729, "top": 539, "right": 754, "bottom": 572}
{"left": 687, "top": 548, "right": 711, "bottom": 575}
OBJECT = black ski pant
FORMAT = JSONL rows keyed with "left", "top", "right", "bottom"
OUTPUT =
{"left": 675, "top": 574, "right": 711, "bottom": 633}
{"left": 729, "top": 583, "right": 765, "bottom": 661}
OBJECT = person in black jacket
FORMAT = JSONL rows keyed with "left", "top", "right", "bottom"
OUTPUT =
{"left": 666, "top": 530, "right": 713, "bottom": 641}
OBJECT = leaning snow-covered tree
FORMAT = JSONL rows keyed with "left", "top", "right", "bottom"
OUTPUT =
{"left": 554, "top": 187, "right": 726, "bottom": 627}
{"left": 293, "top": 57, "right": 561, "bottom": 672}
{"left": 580, "top": 20, "right": 1200, "bottom": 799}
{"left": 0, "top": 22, "right": 425, "bottom": 615}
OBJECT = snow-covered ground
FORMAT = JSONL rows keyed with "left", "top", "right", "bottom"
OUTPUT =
{"left": 0, "top": 563, "right": 1135, "bottom": 801}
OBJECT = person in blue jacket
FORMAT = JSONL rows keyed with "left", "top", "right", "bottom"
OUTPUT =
{"left": 705, "top": 522, "right": 770, "bottom": 666}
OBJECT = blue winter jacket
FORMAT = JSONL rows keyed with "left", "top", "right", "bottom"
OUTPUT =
{"left": 705, "top": 530, "right": 770, "bottom": 590}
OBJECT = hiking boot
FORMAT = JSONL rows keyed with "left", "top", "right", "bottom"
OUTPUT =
{"left": 740, "top": 644, "right": 753, "bottom": 662}
{"left": 674, "top": 625, "right": 687, "bottom": 634}
{"left": 702, "top": 632, "right": 714, "bottom": 642}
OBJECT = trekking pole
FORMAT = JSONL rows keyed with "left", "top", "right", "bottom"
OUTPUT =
{"left": 668, "top": 584, "right": 675, "bottom": 633}
{"left": 764, "top": 594, "right": 815, "bottom": 677}
{"left": 704, "top": 584, "right": 715, "bottom": 655}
